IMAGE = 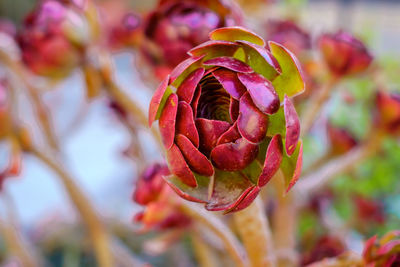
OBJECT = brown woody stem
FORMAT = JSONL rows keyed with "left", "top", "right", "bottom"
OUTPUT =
{"left": 27, "top": 147, "right": 114, "bottom": 267}
{"left": 180, "top": 201, "right": 249, "bottom": 267}
{"left": 233, "top": 196, "right": 276, "bottom": 267}
{"left": 301, "top": 77, "right": 338, "bottom": 136}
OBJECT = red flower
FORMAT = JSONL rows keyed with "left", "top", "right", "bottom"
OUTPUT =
{"left": 327, "top": 122, "right": 358, "bottom": 155}
{"left": 353, "top": 194, "right": 385, "bottom": 225}
{"left": 318, "top": 31, "right": 373, "bottom": 77}
{"left": 301, "top": 235, "right": 346, "bottom": 266}
{"left": 149, "top": 27, "right": 304, "bottom": 213}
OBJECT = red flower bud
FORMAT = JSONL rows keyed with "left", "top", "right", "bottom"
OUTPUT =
{"left": 318, "top": 31, "right": 373, "bottom": 77}
{"left": 327, "top": 122, "right": 358, "bottom": 155}
{"left": 374, "top": 91, "right": 400, "bottom": 135}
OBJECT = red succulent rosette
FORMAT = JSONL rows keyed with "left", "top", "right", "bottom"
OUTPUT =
{"left": 363, "top": 230, "right": 400, "bottom": 267}
{"left": 265, "top": 19, "right": 311, "bottom": 57}
{"left": 133, "top": 163, "right": 191, "bottom": 231}
{"left": 108, "top": 12, "right": 142, "bottom": 50}
{"left": 327, "top": 122, "right": 358, "bottom": 155}
{"left": 318, "top": 30, "right": 373, "bottom": 77}
{"left": 301, "top": 235, "right": 346, "bottom": 266}
{"left": 149, "top": 27, "right": 305, "bottom": 213}
{"left": 374, "top": 91, "right": 400, "bottom": 136}
{"left": 140, "top": 0, "right": 243, "bottom": 81}
{"left": 18, "top": 0, "right": 96, "bottom": 78}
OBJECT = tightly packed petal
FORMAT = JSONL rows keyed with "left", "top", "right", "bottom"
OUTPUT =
{"left": 149, "top": 26, "right": 304, "bottom": 212}
{"left": 139, "top": 0, "right": 243, "bottom": 81}
{"left": 318, "top": 30, "right": 373, "bottom": 77}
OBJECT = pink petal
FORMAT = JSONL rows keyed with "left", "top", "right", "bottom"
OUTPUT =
{"left": 159, "top": 93, "right": 178, "bottom": 149}
{"left": 176, "top": 101, "right": 199, "bottom": 147}
{"left": 284, "top": 96, "right": 300, "bottom": 156}
{"left": 166, "top": 144, "right": 197, "bottom": 187}
{"left": 203, "top": 57, "right": 253, "bottom": 73}
{"left": 211, "top": 138, "right": 259, "bottom": 171}
{"left": 176, "top": 68, "right": 204, "bottom": 103}
{"left": 195, "top": 118, "right": 231, "bottom": 156}
{"left": 176, "top": 134, "right": 214, "bottom": 177}
{"left": 149, "top": 75, "right": 170, "bottom": 126}
{"left": 258, "top": 135, "right": 283, "bottom": 187}
{"left": 212, "top": 68, "right": 247, "bottom": 100}
{"left": 216, "top": 122, "right": 241, "bottom": 145}
{"left": 238, "top": 92, "right": 269, "bottom": 144}
{"left": 238, "top": 72, "right": 280, "bottom": 115}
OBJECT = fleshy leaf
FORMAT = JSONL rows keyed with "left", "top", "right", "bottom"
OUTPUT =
{"left": 171, "top": 55, "right": 205, "bottom": 88}
{"left": 149, "top": 75, "right": 171, "bottom": 126}
{"left": 203, "top": 57, "right": 253, "bottom": 73}
{"left": 237, "top": 72, "right": 280, "bottom": 115}
{"left": 188, "top": 40, "right": 239, "bottom": 59}
{"left": 238, "top": 40, "right": 280, "bottom": 80}
{"left": 159, "top": 93, "right": 178, "bottom": 149}
{"left": 210, "top": 138, "right": 259, "bottom": 171}
{"left": 224, "top": 186, "right": 261, "bottom": 213}
{"left": 269, "top": 41, "right": 305, "bottom": 100}
{"left": 238, "top": 92, "right": 269, "bottom": 144}
{"left": 166, "top": 144, "right": 197, "bottom": 187}
{"left": 280, "top": 140, "right": 303, "bottom": 192}
{"left": 212, "top": 68, "right": 247, "bottom": 100}
{"left": 283, "top": 96, "right": 300, "bottom": 156}
{"left": 266, "top": 107, "right": 285, "bottom": 137}
{"left": 210, "top": 26, "right": 265, "bottom": 47}
{"left": 195, "top": 118, "right": 231, "bottom": 156}
{"left": 205, "top": 169, "right": 253, "bottom": 211}
{"left": 216, "top": 122, "right": 241, "bottom": 145}
{"left": 176, "top": 101, "right": 199, "bottom": 147}
{"left": 176, "top": 68, "right": 204, "bottom": 103}
{"left": 258, "top": 135, "right": 283, "bottom": 187}
{"left": 176, "top": 134, "right": 214, "bottom": 177}
{"left": 164, "top": 174, "right": 209, "bottom": 203}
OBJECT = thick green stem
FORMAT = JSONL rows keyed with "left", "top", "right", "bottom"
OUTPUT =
{"left": 233, "top": 197, "right": 276, "bottom": 267}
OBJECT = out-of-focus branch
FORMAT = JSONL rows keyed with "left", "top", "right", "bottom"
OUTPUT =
{"left": 25, "top": 145, "right": 114, "bottom": 267}
{"left": 233, "top": 197, "right": 276, "bottom": 267}
{"left": 296, "top": 131, "right": 384, "bottom": 195}
{"left": 301, "top": 77, "right": 338, "bottom": 136}
{"left": 191, "top": 230, "right": 220, "bottom": 267}
{"left": 271, "top": 171, "right": 298, "bottom": 267}
{"left": 0, "top": 51, "right": 59, "bottom": 151}
{"left": 180, "top": 201, "right": 249, "bottom": 267}
{"left": 305, "top": 252, "right": 363, "bottom": 267}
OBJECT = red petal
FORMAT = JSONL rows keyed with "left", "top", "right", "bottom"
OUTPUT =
{"left": 176, "top": 101, "right": 199, "bottom": 147}
{"left": 191, "top": 84, "right": 202, "bottom": 118}
{"left": 203, "top": 57, "right": 253, "bottom": 73}
{"left": 238, "top": 72, "right": 280, "bottom": 115}
{"left": 258, "top": 135, "right": 283, "bottom": 187}
{"left": 176, "top": 68, "right": 204, "bottom": 103}
{"left": 211, "top": 138, "right": 259, "bottom": 171}
{"left": 149, "top": 75, "right": 169, "bottom": 126}
{"left": 216, "top": 122, "right": 241, "bottom": 145}
{"left": 212, "top": 68, "right": 247, "bottom": 100}
{"left": 176, "top": 134, "right": 214, "bottom": 177}
{"left": 238, "top": 92, "right": 268, "bottom": 144}
{"left": 166, "top": 144, "right": 197, "bottom": 187}
{"left": 195, "top": 118, "right": 231, "bottom": 156}
{"left": 224, "top": 186, "right": 261, "bottom": 213}
{"left": 164, "top": 176, "right": 207, "bottom": 203}
{"left": 284, "top": 96, "right": 300, "bottom": 156}
{"left": 159, "top": 93, "right": 178, "bottom": 149}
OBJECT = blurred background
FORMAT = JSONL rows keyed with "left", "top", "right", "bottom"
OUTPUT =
{"left": 0, "top": 0, "right": 399, "bottom": 266}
